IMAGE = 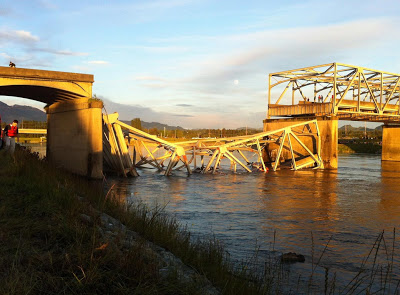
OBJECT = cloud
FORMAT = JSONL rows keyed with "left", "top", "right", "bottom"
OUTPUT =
{"left": 141, "top": 83, "right": 169, "bottom": 89}
{"left": 0, "top": 29, "right": 39, "bottom": 44}
{"left": 33, "top": 47, "right": 88, "bottom": 56}
{"left": 71, "top": 65, "right": 90, "bottom": 73}
{"left": 154, "top": 17, "right": 397, "bottom": 97}
{"left": 101, "top": 97, "right": 263, "bottom": 129}
{"left": 0, "top": 52, "right": 11, "bottom": 59}
{"left": 102, "top": 97, "right": 180, "bottom": 122}
{"left": 78, "top": 0, "right": 201, "bottom": 25}
{"left": 0, "top": 27, "right": 87, "bottom": 68}
{"left": 124, "top": 18, "right": 397, "bottom": 128}
{"left": 132, "top": 45, "right": 189, "bottom": 53}
{"left": 87, "top": 60, "right": 109, "bottom": 65}
{"left": 37, "top": 0, "right": 58, "bottom": 10}
{"left": 0, "top": 52, "right": 52, "bottom": 68}
{"left": 133, "top": 75, "right": 167, "bottom": 82}
{"left": 176, "top": 104, "right": 193, "bottom": 107}
{"left": 135, "top": 0, "right": 199, "bottom": 10}
{"left": 173, "top": 114, "right": 194, "bottom": 117}
{"left": 0, "top": 7, "right": 12, "bottom": 16}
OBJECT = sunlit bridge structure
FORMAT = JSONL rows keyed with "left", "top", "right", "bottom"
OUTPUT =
{"left": 103, "top": 113, "right": 323, "bottom": 176}
{"left": 267, "top": 62, "right": 400, "bottom": 122}
{"left": 264, "top": 62, "right": 400, "bottom": 169}
{"left": 0, "top": 66, "right": 102, "bottom": 178}
{"left": 4, "top": 64, "right": 400, "bottom": 179}
{"left": 0, "top": 66, "right": 93, "bottom": 104}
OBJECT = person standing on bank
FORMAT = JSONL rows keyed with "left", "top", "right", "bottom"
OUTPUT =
{"left": 4, "top": 120, "right": 19, "bottom": 154}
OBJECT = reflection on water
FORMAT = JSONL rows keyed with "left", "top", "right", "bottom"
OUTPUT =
{"left": 20, "top": 140, "right": 399, "bottom": 289}
{"left": 105, "top": 154, "right": 400, "bottom": 290}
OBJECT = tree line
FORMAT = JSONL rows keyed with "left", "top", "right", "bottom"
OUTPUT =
{"left": 130, "top": 118, "right": 261, "bottom": 139}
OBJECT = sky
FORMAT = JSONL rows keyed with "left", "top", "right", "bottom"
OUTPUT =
{"left": 1, "top": 0, "right": 400, "bottom": 129}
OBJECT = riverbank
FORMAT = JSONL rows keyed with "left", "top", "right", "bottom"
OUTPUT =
{"left": 338, "top": 142, "right": 381, "bottom": 154}
{"left": 0, "top": 147, "right": 265, "bottom": 294}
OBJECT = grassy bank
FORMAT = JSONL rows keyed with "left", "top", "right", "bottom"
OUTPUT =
{"left": 2, "top": 147, "right": 398, "bottom": 294}
{"left": 0, "top": 147, "right": 264, "bottom": 294}
{"left": 338, "top": 143, "right": 382, "bottom": 154}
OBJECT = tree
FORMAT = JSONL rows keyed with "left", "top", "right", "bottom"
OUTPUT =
{"left": 176, "top": 129, "right": 184, "bottom": 138}
{"left": 149, "top": 128, "right": 158, "bottom": 135}
{"left": 130, "top": 118, "right": 142, "bottom": 130}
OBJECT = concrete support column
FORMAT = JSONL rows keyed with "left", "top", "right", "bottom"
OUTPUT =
{"left": 382, "top": 125, "right": 400, "bottom": 162}
{"left": 263, "top": 116, "right": 338, "bottom": 169}
{"left": 45, "top": 98, "right": 103, "bottom": 179}
{"left": 317, "top": 116, "right": 338, "bottom": 169}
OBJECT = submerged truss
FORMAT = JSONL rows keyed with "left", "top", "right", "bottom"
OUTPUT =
{"left": 268, "top": 63, "right": 400, "bottom": 122}
{"left": 103, "top": 113, "right": 323, "bottom": 176}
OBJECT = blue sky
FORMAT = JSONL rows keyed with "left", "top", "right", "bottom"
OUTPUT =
{"left": 1, "top": 0, "right": 399, "bottom": 128}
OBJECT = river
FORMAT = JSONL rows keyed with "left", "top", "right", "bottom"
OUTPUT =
{"left": 24, "top": 143, "right": 400, "bottom": 292}
{"left": 106, "top": 154, "right": 400, "bottom": 293}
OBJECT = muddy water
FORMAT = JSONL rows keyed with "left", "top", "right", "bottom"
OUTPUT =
{"left": 106, "top": 154, "right": 400, "bottom": 291}
{"left": 23, "top": 141, "right": 399, "bottom": 291}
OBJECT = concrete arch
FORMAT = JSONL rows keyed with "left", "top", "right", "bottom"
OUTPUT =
{"left": 0, "top": 66, "right": 102, "bottom": 179}
{"left": 0, "top": 85, "right": 87, "bottom": 104}
{"left": 0, "top": 66, "right": 93, "bottom": 104}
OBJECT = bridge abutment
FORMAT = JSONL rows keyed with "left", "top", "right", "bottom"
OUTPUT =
{"left": 45, "top": 98, "right": 103, "bottom": 179}
{"left": 382, "top": 125, "right": 400, "bottom": 162}
{"left": 263, "top": 116, "right": 338, "bottom": 169}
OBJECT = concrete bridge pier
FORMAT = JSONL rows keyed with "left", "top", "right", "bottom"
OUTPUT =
{"left": 263, "top": 116, "right": 338, "bottom": 169}
{"left": 45, "top": 98, "right": 103, "bottom": 179}
{"left": 382, "top": 125, "right": 400, "bottom": 162}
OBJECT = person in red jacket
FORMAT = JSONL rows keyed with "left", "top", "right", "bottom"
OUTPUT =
{"left": 4, "top": 120, "right": 19, "bottom": 154}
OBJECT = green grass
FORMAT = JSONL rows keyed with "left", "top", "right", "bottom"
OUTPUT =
{"left": 0, "top": 147, "right": 266, "bottom": 294}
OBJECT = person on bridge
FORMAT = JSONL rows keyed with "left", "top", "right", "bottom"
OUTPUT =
{"left": 3, "top": 120, "right": 19, "bottom": 155}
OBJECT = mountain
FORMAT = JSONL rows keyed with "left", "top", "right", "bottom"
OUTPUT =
{"left": 120, "top": 120, "right": 185, "bottom": 131}
{"left": 236, "top": 127, "right": 262, "bottom": 131}
{"left": 0, "top": 101, "right": 46, "bottom": 123}
{"left": 338, "top": 124, "right": 377, "bottom": 132}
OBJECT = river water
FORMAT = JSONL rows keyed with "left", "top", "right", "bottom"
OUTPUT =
{"left": 106, "top": 154, "right": 400, "bottom": 293}
{"left": 25, "top": 143, "right": 400, "bottom": 292}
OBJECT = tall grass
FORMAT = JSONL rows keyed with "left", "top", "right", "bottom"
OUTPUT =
{"left": 0, "top": 147, "right": 267, "bottom": 294}
{"left": 1, "top": 147, "right": 398, "bottom": 294}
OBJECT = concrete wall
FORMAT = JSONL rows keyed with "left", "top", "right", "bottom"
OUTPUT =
{"left": 382, "top": 125, "right": 400, "bottom": 162}
{"left": 46, "top": 98, "right": 103, "bottom": 179}
{"left": 263, "top": 116, "right": 338, "bottom": 169}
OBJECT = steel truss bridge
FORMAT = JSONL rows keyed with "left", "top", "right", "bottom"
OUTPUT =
{"left": 103, "top": 113, "right": 323, "bottom": 176}
{"left": 267, "top": 62, "right": 400, "bottom": 122}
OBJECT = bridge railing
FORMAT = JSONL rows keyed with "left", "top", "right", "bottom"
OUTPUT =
{"left": 18, "top": 129, "right": 47, "bottom": 135}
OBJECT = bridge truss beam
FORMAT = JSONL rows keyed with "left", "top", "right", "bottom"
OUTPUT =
{"left": 103, "top": 113, "right": 323, "bottom": 176}
{"left": 268, "top": 63, "right": 400, "bottom": 122}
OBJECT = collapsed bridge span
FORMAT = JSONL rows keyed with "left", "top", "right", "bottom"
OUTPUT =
{"left": 103, "top": 113, "right": 323, "bottom": 176}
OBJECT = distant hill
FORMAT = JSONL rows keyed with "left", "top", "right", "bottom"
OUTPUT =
{"left": 236, "top": 127, "right": 262, "bottom": 131}
{"left": 0, "top": 101, "right": 46, "bottom": 123}
{"left": 121, "top": 120, "right": 185, "bottom": 131}
{"left": 338, "top": 124, "right": 380, "bottom": 132}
